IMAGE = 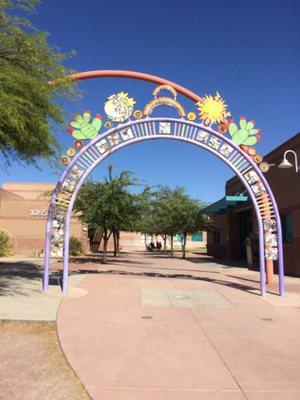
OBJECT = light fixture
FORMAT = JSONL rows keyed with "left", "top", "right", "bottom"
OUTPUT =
{"left": 278, "top": 150, "right": 299, "bottom": 173}
{"left": 278, "top": 158, "right": 293, "bottom": 169}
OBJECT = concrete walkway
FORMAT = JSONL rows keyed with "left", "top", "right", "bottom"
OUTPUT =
{"left": 0, "top": 260, "right": 87, "bottom": 320}
{"left": 57, "top": 252, "right": 300, "bottom": 400}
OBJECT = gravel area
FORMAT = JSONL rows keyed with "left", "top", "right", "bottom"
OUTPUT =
{"left": 0, "top": 321, "right": 90, "bottom": 400}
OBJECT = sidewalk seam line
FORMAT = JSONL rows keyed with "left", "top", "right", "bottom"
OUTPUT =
{"left": 189, "top": 308, "right": 249, "bottom": 400}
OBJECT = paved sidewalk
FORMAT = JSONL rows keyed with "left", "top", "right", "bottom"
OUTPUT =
{"left": 0, "top": 260, "right": 87, "bottom": 320}
{"left": 57, "top": 251, "right": 300, "bottom": 400}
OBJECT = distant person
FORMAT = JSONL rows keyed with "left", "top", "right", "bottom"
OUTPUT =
{"left": 157, "top": 241, "right": 162, "bottom": 251}
{"left": 150, "top": 241, "right": 156, "bottom": 251}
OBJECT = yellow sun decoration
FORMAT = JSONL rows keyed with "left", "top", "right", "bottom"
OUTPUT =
{"left": 196, "top": 92, "right": 230, "bottom": 126}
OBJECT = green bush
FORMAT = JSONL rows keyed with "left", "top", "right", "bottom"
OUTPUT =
{"left": 69, "top": 236, "right": 83, "bottom": 256}
{"left": 0, "top": 230, "right": 13, "bottom": 257}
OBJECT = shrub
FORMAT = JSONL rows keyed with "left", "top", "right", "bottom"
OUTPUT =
{"left": 0, "top": 230, "right": 13, "bottom": 257}
{"left": 69, "top": 236, "right": 83, "bottom": 256}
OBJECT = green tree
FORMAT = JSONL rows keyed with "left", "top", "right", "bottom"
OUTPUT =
{"left": 0, "top": 230, "right": 13, "bottom": 256}
{"left": 140, "top": 185, "right": 211, "bottom": 258}
{"left": 134, "top": 186, "right": 157, "bottom": 247}
{"left": 152, "top": 186, "right": 187, "bottom": 255}
{"left": 74, "top": 166, "right": 141, "bottom": 263}
{"left": 174, "top": 195, "right": 211, "bottom": 259}
{"left": 0, "top": 0, "right": 76, "bottom": 165}
{"left": 103, "top": 165, "right": 140, "bottom": 256}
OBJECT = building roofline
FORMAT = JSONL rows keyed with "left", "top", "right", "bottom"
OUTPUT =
{"left": 0, "top": 188, "right": 23, "bottom": 200}
{"left": 227, "top": 132, "right": 300, "bottom": 188}
{"left": 2, "top": 182, "right": 55, "bottom": 185}
{"left": 263, "top": 132, "right": 300, "bottom": 161}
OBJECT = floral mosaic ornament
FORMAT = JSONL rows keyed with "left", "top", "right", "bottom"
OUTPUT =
{"left": 104, "top": 92, "right": 136, "bottom": 122}
{"left": 60, "top": 111, "right": 103, "bottom": 165}
{"left": 224, "top": 116, "right": 267, "bottom": 165}
{"left": 58, "top": 86, "right": 269, "bottom": 171}
{"left": 228, "top": 117, "right": 261, "bottom": 147}
{"left": 68, "top": 111, "right": 102, "bottom": 140}
{"left": 196, "top": 92, "right": 230, "bottom": 126}
{"left": 195, "top": 92, "right": 268, "bottom": 172}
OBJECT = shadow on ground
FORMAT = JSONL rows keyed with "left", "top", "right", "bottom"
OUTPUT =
{"left": 0, "top": 252, "right": 267, "bottom": 298}
{"left": 0, "top": 261, "right": 43, "bottom": 297}
{"left": 64, "top": 268, "right": 260, "bottom": 296}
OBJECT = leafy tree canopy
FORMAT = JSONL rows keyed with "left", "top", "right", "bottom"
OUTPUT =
{"left": 139, "top": 185, "right": 212, "bottom": 256}
{"left": 74, "top": 165, "right": 142, "bottom": 262}
{"left": 0, "top": 0, "right": 76, "bottom": 165}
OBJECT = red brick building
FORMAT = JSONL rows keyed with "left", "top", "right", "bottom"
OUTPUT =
{"left": 205, "top": 133, "right": 300, "bottom": 276}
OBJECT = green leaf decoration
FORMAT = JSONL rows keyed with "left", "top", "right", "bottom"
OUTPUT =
{"left": 228, "top": 123, "right": 238, "bottom": 137}
{"left": 249, "top": 128, "right": 259, "bottom": 136}
{"left": 83, "top": 112, "right": 90, "bottom": 123}
{"left": 70, "top": 122, "right": 82, "bottom": 129}
{"left": 68, "top": 112, "right": 102, "bottom": 141}
{"left": 228, "top": 117, "right": 261, "bottom": 147}
{"left": 92, "top": 117, "right": 102, "bottom": 132}
{"left": 74, "top": 115, "right": 83, "bottom": 123}
{"left": 243, "top": 136, "right": 258, "bottom": 146}
{"left": 72, "top": 130, "right": 89, "bottom": 140}
{"left": 246, "top": 121, "right": 254, "bottom": 130}
{"left": 239, "top": 119, "right": 247, "bottom": 129}
{"left": 232, "top": 129, "right": 249, "bottom": 145}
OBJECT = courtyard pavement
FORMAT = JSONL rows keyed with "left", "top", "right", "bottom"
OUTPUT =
{"left": 53, "top": 251, "right": 300, "bottom": 400}
{"left": 0, "top": 260, "right": 87, "bottom": 321}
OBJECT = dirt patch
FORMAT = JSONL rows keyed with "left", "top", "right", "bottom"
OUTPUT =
{"left": 0, "top": 321, "right": 90, "bottom": 400}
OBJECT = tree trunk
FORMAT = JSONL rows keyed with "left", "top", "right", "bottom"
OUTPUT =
{"left": 182, "top": 233, "right": 187, "bottom": 259}
{"left": 163, "top": 235, "right": 167, "bottom": 253}
{"left": 170, "top": 235, "right": 174, "bottom": 257}
{"left": 113, "top": 231, "right": 117, "bottom": 257}
{"left": 102, "top": 230, "right": 108, "bottom": 263}
{"left": 116, "top": 231, "right": 120, "bottom": 253}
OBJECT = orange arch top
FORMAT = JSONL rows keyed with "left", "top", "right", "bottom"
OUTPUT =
{"left": 69, "top": 70, "right": 202, "bottom": 103}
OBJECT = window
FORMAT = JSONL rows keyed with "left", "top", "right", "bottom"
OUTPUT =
{"left": 213, "top": 230, "right": 221, "bottom": 245}
{"left": 281, "top": 213, "right": 293, "bottom": 244}
{"left": 192, "top": 232, "right": 203, "bottom": 242}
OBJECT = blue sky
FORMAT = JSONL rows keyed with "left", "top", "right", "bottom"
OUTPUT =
{"left": 1, "top": 0, "right": 299, "bottom": 202}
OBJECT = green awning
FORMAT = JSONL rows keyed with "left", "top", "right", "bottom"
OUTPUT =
{"left": 201, "top": 195, "right": 248, "bottom": 215}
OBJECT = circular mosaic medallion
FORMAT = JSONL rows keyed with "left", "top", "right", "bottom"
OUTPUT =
{"left": 104, "top": 120, "right": 112, "bottom": 129}
{"left": 259, "top": 162, "right": 270, "bottom": 173}
{"left": 253, "top": 154, "right": 263, "bottom": 164}
{"left": 247, "top": 147, "right": 256, "bottom": 157}
{"left": 218, "top": 122, "right": 228, "bottom": 134}
{"left": 187, "top": 112, "right": 196, "bottom": 121}
{"left": 74, "top": 140, "right": 83, "bottom": 149}
{"left": 67, "top": 148, "right": 76, "bottom": 157}
{"left": 133, "top": 110, "right": 143, "bottom": 119}
{"left": 60, "top": 156, "right": 70, "bottom": 165}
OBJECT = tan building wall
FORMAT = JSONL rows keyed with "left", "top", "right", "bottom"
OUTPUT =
{"left": 0, "top": 183, "right": 87, "bottom": 256}
{"left": 0, "top": 182, "right": 208, "bottom": 257}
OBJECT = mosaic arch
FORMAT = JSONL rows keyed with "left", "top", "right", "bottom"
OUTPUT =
{"left": 43, "top": 70, "right": 285, "bottom": 296}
